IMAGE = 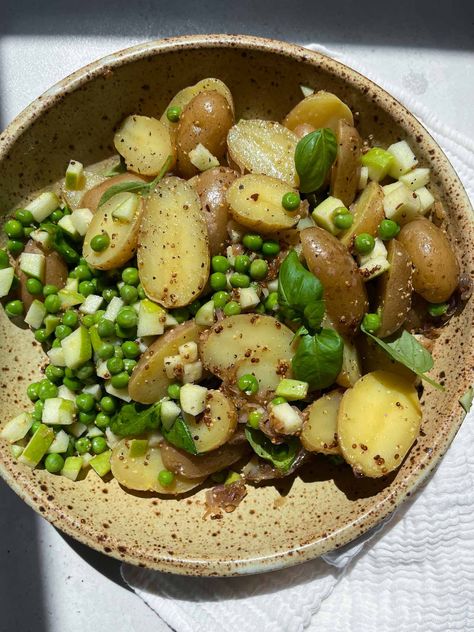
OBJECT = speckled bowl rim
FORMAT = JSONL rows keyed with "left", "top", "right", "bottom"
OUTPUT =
{"left": 0, "top": 34, "right": 472, "bottom": 576}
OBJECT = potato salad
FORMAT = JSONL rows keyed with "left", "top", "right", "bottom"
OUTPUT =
{"left": 0, "top": 79, "right": 464, "bottom": 511}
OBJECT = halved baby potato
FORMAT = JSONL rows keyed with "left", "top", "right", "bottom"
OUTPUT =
{"left": 226, "top": 174, "right": 305, "bottom": 233}
{"left": 138, "top": 177, "right": 210, "bottom": 308}
{"left": 161, "top": 438, "right": 249, "bottom": 479}
{"left": 337, "top": 370, "right": 422, "bottom": 477}
{"left": 283, "top": 91, "right": 354, "bottom": 133}
{"left": 113, "top": 115, "right": 175, "bottom": 176}
{"left": 227, "top": 119, "right": 299, "bottom": 187}
{"left": 185, "top": 390, "right": 237, "bottom": 453}
{"left": 129, "top": 320, "right": 203, "bottom": 404}
{"left": 301, "top": 389, "right": 343, "bottom": 454}
{"left": 82, "top": 191, "right": 143, "bottom": 270}
{"left": 232, "top": 346, "right": 293, "bottom": 401}
{"left": 339, "top": 181, "right": 384, "bottom": 248}
{"left": 80, "top": 173, "right": 148, "bottom": 213}
{"left": 110, "top": 438, "right": 205, "bottom": 494}
{"left": 17, "top": 241, "right": 68, "bottom": 312}
{"left": 330, "top": 120, "right": 362, "bottom": 207}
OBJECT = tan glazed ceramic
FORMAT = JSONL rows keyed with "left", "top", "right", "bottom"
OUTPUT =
{"left": 0, "top": 35, "right": 472, "bottom": 576}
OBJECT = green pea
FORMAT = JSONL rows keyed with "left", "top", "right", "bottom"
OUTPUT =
{"left": 378, "top": 219, "right": 400, "bottom": 241}
{"left": 242, "top": 234, "right": 263, "bottom": 251}
{"left": 79, "top": 411, "right": 96, "bottom": 424}
{"left": 44, "top": 453, "right": 64, "bottom": 474}
{"left": 81, "top": 314, "right": 95, "bottom": 328}
{"left": 55, "top": 324, "right": 72, "bottom": 340}
{"left": 25, "top": 277, "right": 43, "bottom": 296}
{"left": 43, "top": 284, "right": 58, "bottom": 297}
{"left": 272, "top": 396, "right": 287, "bottom": 405}
{"left": 427, "top": 302, "right": 449, "bottom": 318}
{"left": 91, "top": 436, "right": 107, "bottom": 455}
{"left": 123, "top": 358, "right": 137, "bottom": 375}
{"left": 64, "top": 368, "right": 75, "bottom": 378}
{"left": 333, "top": 207, "right": 353, "bottom": 230}
{"left": 50, "top": 209, "right": 63, "bottom": 223}
{"left": 249, "top": 259, "right": 268, "bottom": 280}
{"left": 265, "top": 291, "right": 279, "bottom": 312}
{"left": 188, "top": 300, "right": 201, "bottom": 316}
{"left": 111, "top": 371, "right": 129, "bottom": 389}
{"left": 230, "top": 273, "right": 250, "bottom": 288}
{"left": 76, "top": 393, "right": 95, "bottom": 412}
{"left": 30, "top": 419, "right": 42, "bottom": 434}
{"left": 158, "top": 469, "right": 175, "bottom": 487}
{"left": 14, "top": 209, "right": 34, "bottom": 226}
{"left": 210, "top": 272, "right": 228, "bottom": 291}
{"left": 93, "top": 309, "right": 106, "bottom": 324}
{"left": 237, "top": 373, "right": 259, "bottom": 395}
{"left": 107, "top": 357, "right": 124, "bottom": 375}
{"left": 100, "top": 396, "right": 117, "bottom": 414}
{"left": 167, "top": 383, "right": 181, "bottom": 400}
{"left": 223, "top": 301, "right": 241, "bottom": 316}
{"left": 137, "top": 285, "right": 146, "bottom": 300}
{"left": 7, "top": 240, "right": 24, "bottom": 256}
{"left": 75, "top": 363, "right": 95, "bottom": 381}
{"left": 27, "top": 382, "right": 40, "bottom": 402}
{"left": 62, "top": 310, "right": 78, "bottom": 328}
{"left": 38, "top": 379, "right": 58, "bottom": 401}
{"left": 247, "top": 410, "right": 262, "bottom": 429}
{"left": 120, "top": 284, "right": 138, "bottom": 304}
{"left": 362, "top": 312, "right": 381, "bottom": 333}
{"left": 44, "top": 294, "right": 61, "bottom": 314}
{"left": 102, "top": 288, "right": 118, "bottom": 303}
{"left": 78, "top": 280, "right": 95, "bottom": 297}
{"left": 63, "top": 376, "right": 82, "bottom": 391}
{"left": 95, "top": 412, "right": 110, "bottom": 430}
{"left": 255, "top": 303, "right": 266, "bottom": 314}
{"left": 97, "top": 342, "right": 115, "bottom": 360}
{"left": 211, "top": 255, "right": 230, "bottom": 274}
{"left": 122, "top": 340, "right": 140, "bottom": 358}
{"left": 354, "top": 233, "right": 375, "bottom": 255}
{"left": 45, "top": 365, "right": 64, "bottom": 383}
{"left": 23, "top": 226, "right": 34, "bottom": 238}
{"left": 34, "top": 329, "right": 48, "bottom": 343}
{"left": 282, "top": 191, "right": 300, "bottom": 211}
{"left": 75, "top": 437, "right": 91, "bottom": 455}
{"left": 166, "top": 106, "right": 182, "bottom": 123}
{"left": 5, "top": 300, "right": 24, "bottom": 317}
{"left": 262, "top": 240, "right": 280, "bottom": 256}
{"left": 212, "top": 291, "right": 230, "bottom": 309}
{"left": 122, "top": 267, "right": 139, "bottom": 286}
{"left": 171, "top": 307, "right": 190, "bottom": 323}
{"left": 97, "top": 318, "right": 115, "bottom": 338}
{"left": 4, "top": 219, "right": 24, "bottom": 239}
{"left": 73, "top": 264, "right": 92, "bottom": 281}
{"left": 0, "top": 249, "right": 9, "bottom": 269}
{"left": 90, "top": 233, "right": 110, "bottom": 252}
{"left": 234, "top": 254, "right": 251, "bottom": 273}
{"left": 116, "top": 307, "right": 138, "bottom": 329}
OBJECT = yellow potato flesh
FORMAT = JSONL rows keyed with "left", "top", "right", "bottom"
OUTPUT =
{"left": 138, "top": 177, "right": 210, "bottom": 308}
{"left": 227, "top": 119, "right": 299, "bottom": 187}
{"left": 82, "top": 191, "right": 143, "bottom": 270}
{"left": 234, "top": 348, "right": 293, "bottom": 400}
{"left": 338, "top": 370, "right": 421, "bottom": 477}
{"left": 283, "top": 91, "right": 354, "bottom": 133}
{"left": 336, "top": 338, "right": 362, "bottom": 388}
{"left": 111, "top": 438, "right": 204, "bottom": 494}
{"left": 226, "top": 174, "right": 304, "bottom": 233}
{"left": 185, "top": 390, "right": 237, "bottom": 453}
{"left": 301, "top": 390, "right": 343, "bottom": 454}
{"left": 339, "top": 181, "right": 384, "bottom": 248}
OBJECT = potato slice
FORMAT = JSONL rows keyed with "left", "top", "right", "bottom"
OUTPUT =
{"left": 301, "top": 390, "right": 343, "bottom": 454}
{"left": 82, "top": 192, "right": 143, "bottom": 270}
{"left": 338, "top": 370, "right": 421, "bottom": 477}
{"left": 161, "top": 438, "right": 249, "bottom": 479}
{"left": 226, "top": 174, "right": 304, "bottom": 234}
{"left": 330, "top": 120, "right": 362, "bottom": 207}
{"left": 233, "top": 347, "right": 293, "bottom": 401}
{"left": 199, "top": 314, "right": 296, "bottom": 379}
{"left": 375, "top": 240, "right": 413, "bottom": 338}
{"left": 138, "top": 177, "right": 210, "bottom": 308}
{"left": 80, "top": 173, "right": 148, "bottom": 213}
{"left": 129, "top": 320, "right": 203, "bottom": 404}
{"left": 185, "top": 390, "right": 237, "bottom": 453}
{"left": 111, "top": 438, "right": 204, "bottom": 494}
{"left": 227, "top": 119, "right": 299, "bottom": 187}
{"left": 339, "top": 181, "right": 384, "bottom": 248}
{"left": 283, "top": 91, "right": 353, "bottom": 133}
{"left": 336, "top": 337, "right": 362, "bottom": 388}
{"left": 114, "top": 115, "right": 175, "bottom": 176}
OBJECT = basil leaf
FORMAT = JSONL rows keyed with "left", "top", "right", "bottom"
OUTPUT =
{"left": 361, "top": 326, "right": 444, "bottom": 390}
{"left": 98, "top": 154, "right": 173, "bottom": 207}
{"left": 244, "top": 427, "right": 299, "bottom": 472}
{"left": 294, "top": 129, "right": 337, "bottom": 193}
{"left": 162, "top": 416, "right": 198, "bottom": 455}
{"left": 109, "top": 402, "right": 161, "bottom": 437}
{"left": 40, "top": 223, "right": 80, "bottom": 265}
{"left": 303, "top": 301, "right": 325, "bottom": 330}
{"left": 278, "top": 250, "right": 323, "bottom": 328}
{"left": 292, "top": 329, "right": 344, "bottom": 389}
{"left": 104, "top": 156, "right": 127, "bottom": 177}
{"left": 460, "top": 386, "right": 474, "bottom": 414}
{"left": 291, "top": 324, "right": 309, "bottom": 343}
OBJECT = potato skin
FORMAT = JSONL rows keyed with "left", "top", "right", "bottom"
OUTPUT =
{"left": 300, "top": 227, "right": 368, "bottom": 337}
{"left": 301, "top": 389, "right": 343, "bottom": 454}
{"left": 161, "top": 439, "right": 250, "bottom": 479}
{"left": 397, "top": 218, "right": 460, "bottom": 303}
{"left": 339, "top": 181, "right": 384, "bottom": 248}
{"left": 376, "top": 240, "right": 413, "bottom": 338}
{"left": 17, "top": 240, "right": 68, "bottom": 312}
{"left": 330, "top": 120, "right": 362, "bottom": 207}
{"left": 283, "top": 91, "right": 354, "bottom": 132}
{"left": 177, "top": 91, "right": 234, "bottom": 178}
{"left": 80, "top": 173, "right": 147, "bottom": 213}
{"left": 192, "top": 167, "right": 239, "bottom": 256}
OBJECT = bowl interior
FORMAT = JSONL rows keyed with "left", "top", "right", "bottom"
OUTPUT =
{"left": 0, "top": 35, "right": 472, "bottom": 575}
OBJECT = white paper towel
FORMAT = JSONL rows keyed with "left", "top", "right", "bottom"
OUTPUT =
{"left": 122, "top": 45, "right": 474, "bottom": 631}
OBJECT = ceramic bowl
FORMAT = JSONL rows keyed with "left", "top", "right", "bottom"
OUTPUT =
{"left": 0, "top": 34, "right": 472, "bottom": 576}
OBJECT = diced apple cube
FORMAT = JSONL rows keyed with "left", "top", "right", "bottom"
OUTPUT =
{"left": 358, "top": 166, "right": 369, "bottom": 190}
{"left": 79, "top": 294, "right": 104, "bottom": 315}
{"left": 61, "top": 326, "right": 92, "bottom": 369}
{"left": 42, "top": 398, "right": 75, "bottom": 425}
{"left": 104, "top": 381, "right": 131, "bottom": 402}
{"left": 137, "top": 299, "right": 166, "bottom": 337}
{"left": 164, "top": 354, "right": 184, "bottom": 380}
{"left": 103, "top": 296, "right": 124, "bottom": 322}
{"left": 387, "top": 140, "right": 418, "bottom": 178}
{"left": 25, "top": 191, "right": 59, "bottom": 222}
{"left": 178, "top": 341, "right": 198, "bottom": 364}
{"left": 58, "top": 214, "right": 79, "bottom": 239}
{"left": 47, "top": 346, "right": 66, "bottom": 367}
{"left": 180, "top": 383, "right": 208, "bottom": 415}
{"left": 183, "top": 360, "right": 203, "bottom": 384}
{"left": 0, "top": 412, "right": 33, "bottom": 443}
{"left": 161, "top": 400, "right": 181, "bottom": 430}
{"left": 237, "top": 287, "right": 260, "bottom": 310}
{"left": 399, "top": 167, "right": 430, "bottom": 190}
{"left": 47, "top": 429, "right": 70, "bottom": 453}
{"left": 383, "top": 183, "right": 421, "bottom": 224}
{"left": 415, "top": 187, "right": 435, "bottom": 213}
{"left": 24, "top": 299, "right": 47, "bottom": 329}
{"left": 382, "top": 181, "right": 404, "bottom": 196}
{"left": 312, "top": 196, "right": 345, "bottom": 235}
{"left": 19, "top": 252, "right": 45, "bottom": 282}
{"left": 359, "top": 256, "right": 391, "bottom": 281}
{"left": 195, "top": 300, "right": 215, "bottom": 326}
{"left": 0, "top": 267, "right": 15, "bottom": 299}
{"left": 189, "top": 143, "right": 220, "bottom": 171}
{"left": 358, "top": 238, "right": 388, "bottom": 266}
{"left": 269, "top": 403, "right": 303, "bottom": 435}
{"left": 70, "top": 207, "right": 93, "bottom": 235}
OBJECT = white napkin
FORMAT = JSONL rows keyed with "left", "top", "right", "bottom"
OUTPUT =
{"left": 122, "top": 45, "right": 474, "bottom": 631}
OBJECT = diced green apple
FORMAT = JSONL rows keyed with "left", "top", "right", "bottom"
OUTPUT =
{"left": 359, "top": 256, "right": 391, "bottom": 281}
{"left": 69, "top": 422, "right": 87, "bottom": 438}
{"left": 104, "top": 381, "right": 131, "bottom": 402}
{"left": 0, "top": 267, "right": 15, "bottom": 298}
{"left": 387, "top": 140, "right": 418, "bottom": 178}
{"left": 86, "top": 425, "right": 104, "bottom": 438}
{"left": 47, "top": 429, "right": 70, "bottom": 453}
{"left": 161, "top": 400, "right": 181, "bottom": 430}
{"left": 382, "top": 181, "right": 404, "bottom": 196}
{"left": 178, "top": 341, "right": 198, "bottom": 364}
{"left": 103, "top": 296, "right": 124, "bottom": 322}
{"left": 64, "top": 277, "right": 79, "bottom": 292}
{"left": 137, "top": 298, "right": 166, "bottom": 337}
{"left": 183, "top": 360, "right": 203, "bottom": 384}
{"left": 43, "top": 314, "right": 61, "bottom": 336}
{"left": 195, "top": 300, "right": 215, "bottom": 326}
{"left": 358, "top": 165, "right": 369, "bottom": 190}
{"left": 0, "top": 412, "right": 33, "bottom": 443}
{"left": 58, "top": 215, "right": 79, "bottom": 239}
{"left": 358, "top": 237, "right": 388, "bottom": 266}
{"left": 65, "top": 160, "right": 85, "bottom": 191}
{"left": 238, "top": 287, "right": 260, "bottom": 310}
{"left": 70, "top": 207, "right": 93, "bottom": 235}
{"left": 57, "top": 384, "right": 77, "bottom": 403}
{"left": 275, "top": 379, "right": 309, "bottom": 401}
{"left": 30, "top": 229, "right": 52, "bottom": 249}
{"left": 58, "top": 289, "right": 84, "bottom": 309}
{"left": 79, "top": 294, "right": 104, "bottom": 315}
{"left": 312, "top": 196, "right": 346, "bottom": 235}
{"left": 25, "top": 191, "right": 59, "bottom": 222}
{"left": 383, "top": 183, "right": 421, "bottom": 224}
{"left": 82, "top": 383, "right": 102, "bottom": 400}
{"left": 24, "top": 299, "right": 47, "bottom": 329}
{"left": 11, "top": 445, "right": 24, "bottom": 459}
{"left": 180, "top": 383, "right": 208, "bottom": 415}
{"left": 90, "top": 450, "right": 112, "bottom": 477}
{"left": 42, "top": 397, "right": 75, "bottom": 425}
{"left": 269, "top": 402, "right": 303, "bottom": 434}
{"left": 61, "top": 456, "right": 83, "bottom": 481}
{"left": 415, "top": 186, "right": 435, "bottom": 213}
{"left": 189, "top": 143, "right": 220, "bottom": 171}
{"left": 18, "top": 424, "right": 54, "bottom": 468}
{"left": 129, "top": 439, "right": 149, "bottom": 458}
{"left": 361, "top": 147, "right": 394, "bottom": 182}
{"left": 19, "top": 252, "right": 46, "bottom": 282}
{"left": 399, "top": 167, "right": 430, "bottom": 190}
{"left": 61, "top": 326, "right": 92, "bottom": 369}
{"left": 110, "top": 192, "right": 139, "bottom": 223}
{"left": 300, "top": 85, "right": 314, "bottom": 97}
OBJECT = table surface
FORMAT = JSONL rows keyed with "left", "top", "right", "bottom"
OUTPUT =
{"left": 1, "top": 2, "right": 473, "bottom": 631}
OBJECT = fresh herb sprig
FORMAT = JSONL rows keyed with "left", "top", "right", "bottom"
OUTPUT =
{"left": 245, "top": 427, "right": 299, "bottom": 471}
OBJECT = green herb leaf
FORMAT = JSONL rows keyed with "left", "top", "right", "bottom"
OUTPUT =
{"left": 162, "top": 416, "right": 198, "bottom": 455}
{"left": 244, "top": 426, "right": 299, "bottom": 472}
{"left": 40, "top": 223, "right": 80, "bottom": 265}
{"left": 361, "top": 326, "right": 444, "bottom": 390}
{"left": 278, "top": 250, "right": 323, "bottom": 329}
{"left": 109, "top": 402, "right": 161, "bottom": 437}
{"left": 292, "top": 329, "right": 344, "bottom": 389}
{"left": 98, "top": 155, "right": 173, "bottom": 207}
{"left": 460, "top": 386, "right": 474, "bottom": 414}
{"left": 294, "top": 128, "right": 337, "bottom": 193}
{"left": 291, "top": 324, "right": 309, "bottom": 343}
{"left": 104, "top": 156, "right": 127, "bottom": 177}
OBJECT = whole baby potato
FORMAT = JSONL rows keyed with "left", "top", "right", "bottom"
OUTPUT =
{"left": 192, "top": 167, "right": 239, "bottom": 256}
{"left": 397, "top": 218, "right": 459, "bottom": 303}
{"left": 80, "top": 173, "right": 147, "bottom": 213}
{"left": 177, "top": 91, "right": 234, "bottom": 178}
{"left": 300, "top": 227, "right": 368, "bottom": 337}
{"left": 330, "top": 119, "right": 362, "bottom": 207}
